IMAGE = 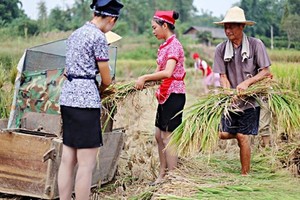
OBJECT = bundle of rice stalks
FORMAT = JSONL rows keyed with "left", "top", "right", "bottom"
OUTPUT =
{"left": 100, "top": 81, "right": 159, "bottom": 131}
{"left": 169, "top": 78, "right": 300, "bottom": 156}
{"left": 269, "top": 90, "right": 300, "bottom": 136}
{"left": 101, "top": 81, "right": 159, "bottom": 104}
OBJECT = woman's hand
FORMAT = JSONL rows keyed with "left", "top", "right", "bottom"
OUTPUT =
{"left": 135, "top": 76, "right": 146, "bottom": 90}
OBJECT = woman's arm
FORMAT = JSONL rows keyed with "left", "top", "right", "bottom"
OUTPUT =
{"left": 135, "top": 59, "right": 176, "bottom": 89}
{"left": 97, "top": 61, "right": 112, "bottom": 93}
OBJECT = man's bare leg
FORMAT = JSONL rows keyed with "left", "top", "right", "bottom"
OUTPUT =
{"left": 262, "top": 135, "right": 271, "bottom": 147}
{"left": 219, "top": 132, "right": 251, "bottom": 175}
{"left": 219, "top": 131, "right": 236, "bottom": 140}
{"left": 236, "top": 133, "right": 251, "bottom": 175}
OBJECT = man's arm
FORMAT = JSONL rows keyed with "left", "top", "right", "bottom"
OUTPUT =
{"left": 219, "top": 73, "right": 231, "bottom": 89}
{"left": 236, "top": 67, "right": 271, "bottom": 93}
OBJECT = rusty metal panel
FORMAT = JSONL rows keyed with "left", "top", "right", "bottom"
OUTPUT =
{"left": 0, "top": 119, "right": 8, "bottom": 130}
{"left": 20, "top": 112, "right": 62, "bottom": 137}
{"left": 92, "top": 129, "right": 125, "bottom": 185}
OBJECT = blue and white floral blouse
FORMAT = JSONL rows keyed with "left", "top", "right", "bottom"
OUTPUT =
{"left": 59, "top": 22, "right": 109, "bottom": 108}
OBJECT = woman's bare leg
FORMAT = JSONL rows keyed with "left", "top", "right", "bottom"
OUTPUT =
{"left": 74, "top": 148, "right": 99, "bottom": 200}
{"left": 58, "top": 145, "right": 77, "bottom": 200}
{"left": 152, "top": 128, "right": 178, "bottom": 184}
{"left": 154, "top": 128, "right": 167, "bottom": 183}
{"left": 162, "top": 131, "right": 178, "bottom": 171}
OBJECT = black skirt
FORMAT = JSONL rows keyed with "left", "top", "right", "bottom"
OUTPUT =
{"left": 60, "top": 105, "right": 103, "bottom": 148}
{"left": 155, "top": 93, "right": 186, "bottom": 132}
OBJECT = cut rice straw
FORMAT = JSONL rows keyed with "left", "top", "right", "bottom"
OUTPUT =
{"left": 100, "top": 81, "right": 159, "bottom": 132}
{"left": 168, "top": 78, "right": 300, "bottom": 157}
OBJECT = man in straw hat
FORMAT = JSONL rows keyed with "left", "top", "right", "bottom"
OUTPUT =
{"left": 213, "top": 6, "right": 271, "bottom": 175}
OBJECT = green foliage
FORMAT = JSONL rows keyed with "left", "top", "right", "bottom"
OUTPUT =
{"left": 48, "top": 7, "right": 73, "bottom": 31}
{"left": 0, "top": 67, "right": 12, "bottom": 118}
{"left": 196, "top": 31, "right": 212, "bottom": 45}
{"left": 241, "top": 0, "right": 285, "bottom": 37}
{"left": 112, "top": 20, "right": 130, "bottom": 36}
{"left": 7, "top": 17, "right": 39, "bottom": 37}
{"left": 0, "top": 0, "right": 299, "bottom": 46}
{"left": 116, "top": 59, "right": 156, "bottom": 78}
{"left": 193, "top": 11, "right": 222, "bottom": 27}
{"left": 0, "top": 0, "right": 25, "bottom": 24}
{"left": 158, "top": 151, "right": 300, "bottom": 200}
{"left": 268, "top": 49, "right": 300, "bottom": 62}
{"left": 9, "top": 66, "right": 18, "bottom": 85}
{"left": 287, "top": 0, "right": 300, "bottom": 15}
{"left": 117, "top": 34, "right": 159, "bottom": 61}
{"left": 0, "top": 66, "right": 6, "bottom": 88}
{"left": 0, "top": 53, "right": 14, "bottom": 71}
{"left": 271, "top": 62, "right": 300, "bottom": 92}
{"left": 118, "top": 46, "right": 156, "bottom": 60}
{"left": 119, "top": 0, "right": 196, "bottom": 34}
{"left": 281, "top": 14, "right": 300, "bottom": 48}
{"left": 259, "top": 35, "right": 300, "bottom": 50}
{"left": 37, "top": 0, "right": 48, "bottom": 33}
{"left": 0, "top": 90, "right": 12, "bottom": 118}
{"left": 70, "top": 0, "right": 91, "bottom": 29}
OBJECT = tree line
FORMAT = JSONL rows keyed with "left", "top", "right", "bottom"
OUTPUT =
{"left": 0, "top": 0, "right": 299, "bottom": 49}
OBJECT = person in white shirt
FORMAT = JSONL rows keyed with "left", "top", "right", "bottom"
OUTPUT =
{"left": 193, "top": 52, "right": 220, "bottom": 93}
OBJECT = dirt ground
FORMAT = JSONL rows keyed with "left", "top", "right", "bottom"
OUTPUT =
{"left": 94, "top": 80, "right": 208, "bottom": 199}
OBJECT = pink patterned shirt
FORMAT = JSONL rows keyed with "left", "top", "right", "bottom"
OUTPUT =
{"left": 156, "top": 35, "right": 186, "bottom": 104}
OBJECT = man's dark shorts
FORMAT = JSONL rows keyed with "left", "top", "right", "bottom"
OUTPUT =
{"left": 220, "top": 107, "right": 261, "bottom": 135}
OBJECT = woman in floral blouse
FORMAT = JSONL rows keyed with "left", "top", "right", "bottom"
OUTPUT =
{"left": 58, "top": 0, "right": 123, "bottom": 199}
{"left": 135, "top": 10, "right": 186, "bottom": 185}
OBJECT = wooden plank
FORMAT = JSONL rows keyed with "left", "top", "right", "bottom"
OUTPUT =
{"left": 44, "top": 138, "right": 62, "bottom": 199}
{"left": 0, "top": 129, "right": 124, "bottom": 199}
{"left": 0, "top": 131, "right": 56, "bottom": 199}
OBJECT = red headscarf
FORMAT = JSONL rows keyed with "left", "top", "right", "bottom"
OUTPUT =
{"left": 193, "top": 53, "right": 200, "bottom": 59}
{"left": 153, "top": 10, "right": 175, "bottom": 25}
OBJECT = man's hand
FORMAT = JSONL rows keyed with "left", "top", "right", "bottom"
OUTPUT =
{"left": 236, "top": 80, "right": 250, "bottom": 94}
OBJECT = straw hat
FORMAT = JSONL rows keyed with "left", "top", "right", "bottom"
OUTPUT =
{"left": 105, "top": 31, "right": 122, "bottom": 44}
{"left": 214, "top": 6, "right": 255, "bottom": 26}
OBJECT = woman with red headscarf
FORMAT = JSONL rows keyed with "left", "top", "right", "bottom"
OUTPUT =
{"left": 135, "top": 10, "right": 186, "bottom": 185}
{"left": 193, "top": 52, "right": 220, "bottom": 93}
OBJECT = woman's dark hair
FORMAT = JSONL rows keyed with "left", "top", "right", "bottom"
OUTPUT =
{"left": 95, "top": 12, "right": 119, "bottom": 22}
{"left": 154, "top": 11, "right": 179, "bottom": 32}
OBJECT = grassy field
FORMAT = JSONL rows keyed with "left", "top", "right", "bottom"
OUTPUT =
{"left": 0, "top": 33, "right": 299, "bottom": 199}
